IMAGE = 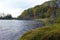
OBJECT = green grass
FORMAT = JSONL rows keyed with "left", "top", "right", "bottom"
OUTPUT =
{"left": 18, "top": 16, "right": 60, "bottom": 40}
{"left": 18, "top": 23, "right": 60, "bottom": 40}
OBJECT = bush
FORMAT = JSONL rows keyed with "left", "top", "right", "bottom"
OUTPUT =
{"left": 55, "top": 17, "right": 60, "bottom": 23}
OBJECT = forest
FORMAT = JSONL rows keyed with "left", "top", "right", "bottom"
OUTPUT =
{"left": 18, "top": 0, "right": 60, "bottom": 20}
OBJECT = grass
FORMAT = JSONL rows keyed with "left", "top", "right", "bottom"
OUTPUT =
{"left": 18, "top": 23, "right": 60, "bottom": 40}
{"left": 18, "top": 17, "right": 60, "bottom": 40}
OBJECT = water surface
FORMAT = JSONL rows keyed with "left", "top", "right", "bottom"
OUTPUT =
{"left": 0, "top": 20, "right": 44, "bottom": 40}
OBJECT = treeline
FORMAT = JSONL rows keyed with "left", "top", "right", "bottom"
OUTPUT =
{"left": 0, "top": 13, "right": 17, "bottom": 20}
{"left": 0, "top": 0, "right": 60, "bottom": 20}
{"left": 18, "top": 0, "right": 60, "bottom": 20}
{"left": 0, "top": 14, "right": 12, "bottom": 19}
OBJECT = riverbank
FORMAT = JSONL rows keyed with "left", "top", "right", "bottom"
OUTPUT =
{"left": 19, "top": 23, "right": 60, "bottom": 40}
{"left": 18, "top": 17, "right": 60, "bottom": 40}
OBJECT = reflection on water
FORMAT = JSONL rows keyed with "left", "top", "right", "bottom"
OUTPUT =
{"left": 0, "top": 20, "right": 44, "bottom": 40}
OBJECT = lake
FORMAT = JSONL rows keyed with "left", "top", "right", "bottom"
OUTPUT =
{"left": 0, "top": 20, "right": 44, "bottom": 40}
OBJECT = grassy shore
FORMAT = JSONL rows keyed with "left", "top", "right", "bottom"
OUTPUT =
{"left": 18, "top": 17, "right": 60, "bottom": 40}
{"left": 19, "top": 23, "right": 60, "bottom": 40}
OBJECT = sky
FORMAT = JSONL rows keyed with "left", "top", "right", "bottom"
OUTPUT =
{"left": 0, "top": 0, "right": 49, "bottom": 17}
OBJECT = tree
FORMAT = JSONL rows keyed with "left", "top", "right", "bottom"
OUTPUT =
{"left": 0, "top": 14, "right": 12, "bottom": 19}
{"left": 4, "top": 14, "right": 12, "bottom": 19}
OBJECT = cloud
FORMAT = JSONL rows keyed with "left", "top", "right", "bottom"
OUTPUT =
{"left": 4, "top": 8, "right": 24, "bottom": 17}
{"left": 0, "top": 0, "right": 49, "bottom": 17}
{"left": 0, "top": 8, "right": 24, "bottom": 17}
{"left": 5, "top": 0, "right": 49, "bottom": 8}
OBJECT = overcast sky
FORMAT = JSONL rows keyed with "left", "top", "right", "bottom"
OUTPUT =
{"left": 0, "top": 0, "right": 49, "bottom": 17}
